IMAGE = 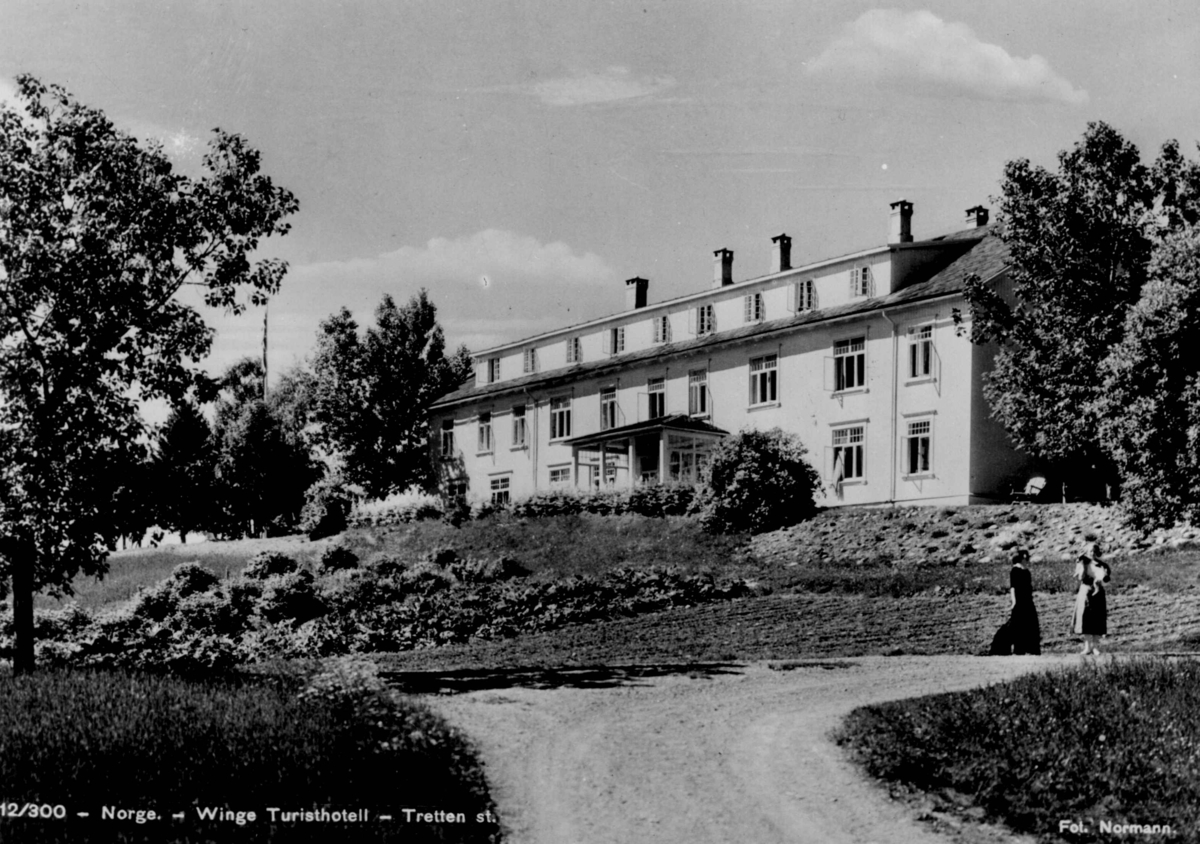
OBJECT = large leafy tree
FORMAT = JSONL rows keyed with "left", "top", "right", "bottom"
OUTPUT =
{"left": 959, "top": 122, "right": 1200, "bottom": 492}
{"left": 0, "top": 76, "right": 297, "bottom": 672}
{"left": 310, "top": 290, "right": 472, "bottom": 498}
{"left": 211, "top": 358, "right": 318, "bottom": 538}
{"left": 1096, "top": 226, "right": 1200, "bottom": 530}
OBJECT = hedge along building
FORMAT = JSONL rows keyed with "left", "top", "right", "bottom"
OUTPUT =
{"left": 429, "top": 201, "right": 1031, "bottom": 508}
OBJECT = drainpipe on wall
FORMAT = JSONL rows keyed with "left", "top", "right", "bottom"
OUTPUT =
{"left": 524, "top": 388, "right": 538, "bottom": 492}
{"left": 881, "top": 310, "right": 899, "bottom": 505}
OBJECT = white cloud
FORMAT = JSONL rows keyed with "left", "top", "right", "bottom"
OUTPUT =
{"left": 530, "top": 66, "right": 676, "bottom": 106}
{"left": 198, "top": 229, "right": 619, "bottom": 377}
{"left": 807, "top": 9, "right": 1088, "bottom": 105}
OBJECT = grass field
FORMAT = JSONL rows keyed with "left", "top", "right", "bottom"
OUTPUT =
{"left": 0, "top": 666, "right": 498, "bottom": 843}
{"left": 836, "top": 658, "right": 1200, "bottom": 842}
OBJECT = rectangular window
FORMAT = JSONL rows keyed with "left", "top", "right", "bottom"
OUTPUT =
{"left": 523, "top": 348, "right": 538, "bottom": 374}
{"left": 908, "top": 325, "right": 934, "bottom": 379}
{"left": 610, "top": 327, "right": 625, "bottom": 354}
{"left": 440, "top": 420, "right": 455, "bottom": 457}
{"left": 511, "top": 405, "right": 527, "bottom": 448}
{"left": 850, "top": 266, "right": 873, "bottom": 297}
{"left": 834, "top": 337, "right": 866, "bottom": 392}
{"left": 489, "top": 476, "right": 510, "bottom": 505}
{"left": 600, "top": 386, "right": 618, "bottom": 431}
{"left": 566, "top": 337, "right": 581, "bottom": 364}
{"left": 744, "top": 292, "right": 764, "bottom": 323}
{"left": 477, "top": 412, "right": 493, "bottom": 453}
{"left": 749, "top": 355, "right": 778, "bottom": 406}
{"left": 647, "top": 377, "right": 665, "bottom": 419}
{"left": 696, "top": 304, "right": 715, "bottom": 336}
{"left": 688, "top": 369, "right": 708, "bottom": 417}
{"left": 549, "top": 466, "right": 572, "bottom": 487}
{"left": 653, "top": 315, "right": 672, "bottom": 344}
{"left": 487, "top": 357, "right": 501, "bottom": 383}
{"left": 832, "top": 426, "right": 865, "bottom": 481}
{"left": 796, "top": 279, "right": 817, "bottom": 312}
{"left": 905, "top": 419, "right": 932, "bottom": 475}
{"left": 550, "top": 396, "right": 572, "bottom": 440}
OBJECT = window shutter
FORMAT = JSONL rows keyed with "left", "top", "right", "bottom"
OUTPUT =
{"left": 809, "top": 282, "right": 818, "bottom": 310}
{"left": 744, "top": 295, "right": 752, "bottom": 323}
{"left": 653, "top": 318, "right": 661, "bottom": 344}
{"left": 688, "top": 308, "right": 698, "bottom": 335}
{"left": 933, "top": 343, "right": 942, "bottom": 396}
{"left": 823, "top": 356, "right": 835, "bottom": 392}
{"left": 709, "top": 307, "right": 717, "bottom": 333}
{"left": 602, "top": 330, "right": 612, "bottom": 355}
{"left": 849, "top": 268, "right": 858, "bottom": 297}
{"left": 787, "top": 282, "right": 797, "bottom": 313}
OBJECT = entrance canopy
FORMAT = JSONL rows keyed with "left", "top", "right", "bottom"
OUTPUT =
{"left": 563, "top": 414, "right": 728, "bottom": 487}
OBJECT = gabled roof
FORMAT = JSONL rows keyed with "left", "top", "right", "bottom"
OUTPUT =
{"left": 431, "top": 226, "right": 1006, "bottom": 412}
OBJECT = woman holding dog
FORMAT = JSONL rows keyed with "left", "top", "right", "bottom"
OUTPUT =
{"left": 1072, "top": 542, "right": 1110, "bottom": 655}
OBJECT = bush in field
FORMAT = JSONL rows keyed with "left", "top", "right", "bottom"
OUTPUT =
{"left": 693, "top": 428, "right": 821, "bottom": 534}
{"left": 243, "top": 551, "right": 300, "bottom": 580}
{"left": 318, "top": 543, "right": 359, "bottom": 573}
{"left": 258, "top": 570, "right": 326, "bottom": 625}
{"left": 130, "top": 562, "right": 221, "bottom": 622}
{"left": 508, "top": 485, "right": 696, "bottom": 519}
{"left": 300, "top": 473, "right": 355, "bottom": 540}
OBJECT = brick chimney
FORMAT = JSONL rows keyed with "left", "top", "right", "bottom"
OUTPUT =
{"left": 965, "top": 205, "right": 990, "bottom": 228}
{"left": 888, "top": 200, "right": 913, "bottom": 244}
{"left": 713, "top": 248, "right": 734, "bottom": 287}
{"left": 770, "top": 234, "right": 792, "bottom": 273}
{"left": 625, "top": 276, "right": 649, "bottom": 310}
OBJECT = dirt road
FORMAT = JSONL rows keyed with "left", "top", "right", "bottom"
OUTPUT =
{"left": 427, "top": 655, "right": 1081, "bottom": 844}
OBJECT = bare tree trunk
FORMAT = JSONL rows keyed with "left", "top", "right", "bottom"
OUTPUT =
{"left": 12, "top": 548, "right": 35, "bottom": 675}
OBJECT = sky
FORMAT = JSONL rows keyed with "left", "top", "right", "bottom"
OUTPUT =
{"left": 2, "top": 0, "right": 1199, "bottom": 380}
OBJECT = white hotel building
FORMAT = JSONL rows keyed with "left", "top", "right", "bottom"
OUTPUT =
{"left": 429, "top": 202, "right": 1032, "bottom": 508}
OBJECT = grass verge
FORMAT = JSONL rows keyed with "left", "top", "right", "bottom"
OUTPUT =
{"left": 0, "top": 666, "right": 499, "bottom": 843}
{"left": 836, "top": 657, "right": 1200, "bottom": 841}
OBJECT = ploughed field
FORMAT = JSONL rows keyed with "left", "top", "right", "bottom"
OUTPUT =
{"left": 378, "top": 584, "right": 1200, "bottom": 677}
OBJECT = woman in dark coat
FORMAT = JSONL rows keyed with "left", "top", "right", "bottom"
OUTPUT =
{"left": 1072, "top": 542, "right": 1109, "bottom": 655}
{"left": 1006, "top": 548, "right": 1041, "bottom": 655}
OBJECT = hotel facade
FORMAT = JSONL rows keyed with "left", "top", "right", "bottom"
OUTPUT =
{"left": 429, "top": 201, "right": 1032, "bottom": 509}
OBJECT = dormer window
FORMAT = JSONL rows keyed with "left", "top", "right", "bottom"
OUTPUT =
{"left": 566, "top": 337, "right": 581, "bottom": 364}
{"left": 793, "top": 279, "right": 817, "bottom": 312}
{"left": 850, "top": 266, "right": 874, "bottom": 298}
{"left": 653, "top": 315, "right": 672, "bottom": 344}
{"left": 523, "top": 348, "right": 538, "bottom": 374}
{"left": 605, "top": 326, "right": 625, "bottom": 355}
{"left": 744, "top": 292, "right": 764, "bottom": 324}
{"left": 487, "top": 357, "right": 501, "bottom": 383}
{"left": 693, "top": 304, "right": 716, "bottom": 336}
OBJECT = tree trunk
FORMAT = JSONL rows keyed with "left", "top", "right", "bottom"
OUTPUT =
{"left": 12, "top": 547, "right": 35, "bottom": 675}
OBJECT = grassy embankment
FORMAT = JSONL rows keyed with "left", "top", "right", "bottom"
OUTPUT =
{"left": 0, "top": 665, "right": 498, "bottom": 844}
{"left": 837, "top": 658, "right": 1200, "bottom": 842}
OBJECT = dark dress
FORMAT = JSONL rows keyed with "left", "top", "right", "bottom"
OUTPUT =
{"left": 1007, "top": 564, "right": 1041, "bottom": 655}
{"left": 1072, "top": 563, "right": 1108, "bottom": 636}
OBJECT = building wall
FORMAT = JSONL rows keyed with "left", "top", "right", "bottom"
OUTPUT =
{"left": 435, "top": 294, "right": 1000, "bottom": 508}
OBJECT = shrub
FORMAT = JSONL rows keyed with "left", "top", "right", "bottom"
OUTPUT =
{"left": 300, "top": 473, "right": 355, "bottom": 540}
{"left": 627, "top": 483, "right": 697, "bottom": 517}
{"left": 128, "top": 562, "right": 221, "bottom": 623}
{"left": 692, "top": 428, "right": 822, "bottom": 534}
{"left": 351, "top": 487, "right": 445, "bottom": 526}
{"left": 244, "top": 551, "right": 300, "bottom": 580}
{"left": 509, "top": 489, "right": 586, "bottom": 518}
{"left": 258, "top": 570, "right": 326, "bottom": 625}
{"left": 319, "top": 544, "right": 359, "bottom": 574}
